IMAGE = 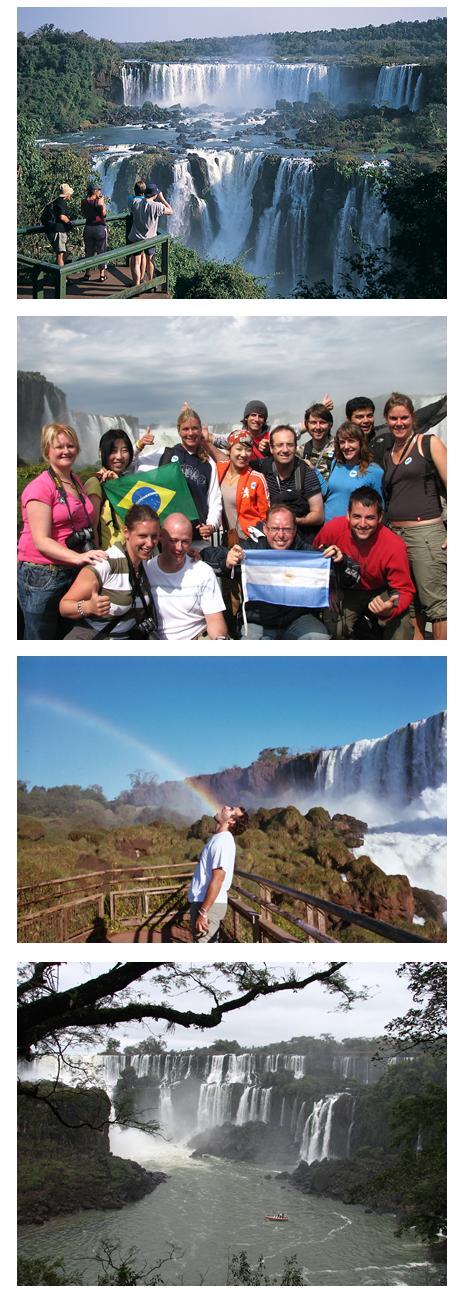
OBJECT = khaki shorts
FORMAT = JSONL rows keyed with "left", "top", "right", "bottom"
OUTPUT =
{"left": 390, "top": 521, "right": 447, "bottom": 622}
{"left": 189, "top": 902, "right": 227, "bottom": 943}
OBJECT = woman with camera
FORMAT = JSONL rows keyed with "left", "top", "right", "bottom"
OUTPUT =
{"left": 59, "top": 504, "right": 160, "bottom": 640}
{"left": 17, "top": 423, "right": 105, "bottom": 639}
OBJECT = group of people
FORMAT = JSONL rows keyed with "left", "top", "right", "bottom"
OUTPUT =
{"left": 41, "top": 177, "right": 173, "bottom": 287}
{"left": 17, "top": 391, "right": 447, "bottom": 641}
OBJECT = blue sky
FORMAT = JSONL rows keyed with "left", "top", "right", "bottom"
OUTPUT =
{"left": 18, "top": 317, "right": 446, "bottom": 439}
{"left": 18, "top": 8, "right": 447, "bottom": 41}
{"left": 18, "top": 657, "right": 446, "bottom": 798}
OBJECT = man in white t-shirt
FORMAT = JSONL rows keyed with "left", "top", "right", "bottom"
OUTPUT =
{"left": 188, "top": 805, "right": 249, "bottom": 942}
{"left": 145, "top": 513, "right": 229, "bottom": 640}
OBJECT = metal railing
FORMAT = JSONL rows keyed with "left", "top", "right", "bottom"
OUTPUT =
{"left": 17, "top": 861, "right": 430, "bottom": 944}
{"left": 17, "top": 213, "right": 170, "bottom": 298}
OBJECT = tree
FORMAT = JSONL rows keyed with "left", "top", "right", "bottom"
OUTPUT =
{"left": 18, "top": 962, "right": 355, "bottom": 1059}
{"left": 383, "top": 962, "right": 446, "bottom": 1054}
{"left": 354, "top": 963, "right": 446, "bottom": 1262}
{"left": 227, "top": 1251, "right": 304, "bottom": 1285}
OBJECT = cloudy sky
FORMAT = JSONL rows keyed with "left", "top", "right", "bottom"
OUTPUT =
{"left": 18, "top": 8, "right": 447, "bottom": 41}
{"left": 28, "top": 961, "right": 418, "bottom": 1048}
{"left": 18, "top": 315, "right": 446, "bottom": 432}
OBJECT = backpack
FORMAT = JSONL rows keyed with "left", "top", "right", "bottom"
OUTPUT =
{"left": 40, "top": 200, "right": 56, "bottom": 229}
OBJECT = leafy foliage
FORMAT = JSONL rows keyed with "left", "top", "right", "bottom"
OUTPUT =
{"left": 227, "top": 1250, "right": 304, "bottom": 1285}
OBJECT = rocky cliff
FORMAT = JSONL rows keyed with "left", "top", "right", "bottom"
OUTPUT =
{"left": 18, "top": 1081, "right": 166, "bottom": 1224}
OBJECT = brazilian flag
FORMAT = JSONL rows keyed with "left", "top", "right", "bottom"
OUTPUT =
{"left": 103, "top": 465, "right": 198, "bottom": 523}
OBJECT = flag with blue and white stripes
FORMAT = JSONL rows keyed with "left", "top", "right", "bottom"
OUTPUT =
{"left": 241, "top": 550, "right": 331, "bottom": 609}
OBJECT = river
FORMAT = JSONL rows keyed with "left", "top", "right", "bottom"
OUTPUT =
{"left": 17, "top": 1128, "right": 435, "bottom": 1286}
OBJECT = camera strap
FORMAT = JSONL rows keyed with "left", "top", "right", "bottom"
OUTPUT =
{"left": 47, "top": 467, "right": 92, "bottom": 529}
{"left": 126, "top": 552, "right": 159, "bottom": 635}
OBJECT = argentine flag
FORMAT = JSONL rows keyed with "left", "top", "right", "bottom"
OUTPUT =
{"left": 241, "top": 551, "right": 331, "bottom": 608}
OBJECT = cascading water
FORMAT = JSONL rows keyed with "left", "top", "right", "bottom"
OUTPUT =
{"left": 313, "top": 713, "right": 446, "bottom": 808}
{"left": 120, "top": 60, "right": 424, "bottom": 112}
{"left": 373, "top": 64, "right": 423, "bottom": 111}
{"left": 312, "top": 712, "right": 446, "bottom": 895}
{"left": 300, "top": 1093, "right": 351, "bottom": 1163}
{"left": 121, "top": 61, "right": 344, "bottom": 111}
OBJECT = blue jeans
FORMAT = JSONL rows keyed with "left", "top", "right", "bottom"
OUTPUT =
{"left": 17, "top": 562, "right": 76, "bottom": 640}
{"left": 244, "top": 614, "right": 330, "bottom": 640}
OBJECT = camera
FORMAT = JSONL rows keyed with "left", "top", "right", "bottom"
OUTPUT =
{"left": 136, "top": 614, "right": 159, "bottom": 640}
{"left": 66, "top": 527, "right": 95, "bottom": 553}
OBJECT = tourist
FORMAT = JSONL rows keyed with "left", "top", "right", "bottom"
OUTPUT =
{"left": 41, "top": 182, "right": 74, "bottom": 268}
{"left": 59, "top": 504, "right": 160, "bottom": 639}
{"left": 81, "top": 183, "right": 108, "bottom": 282}
{"left": 17, "top": 423, "right": 105, "bottom": 639}
{"left": 212, "top": 430, "right": 270, "bottom": 634}
{"left": 216, "top": 432, "right": 270, "bottom": 544}
{"left": 314, "top": 487, "right": 415, "bottom": 639}
{"left": 128, "top": 181, "right": 173, "bottom": 286}
{"left": 84, "top": 429, "right": 135, "bottom": 548}
{"left": 159, "top": 408, "right": 222, "bottom": 541}
{"left": 145, "top": 513, "right": 229, "bottom": 640}
{"left": 254, "top": 425, "right": 324, "bottom": 540}
{"left": 320, "top": 422, "right": 384, "bottom": 522}
{"left": 382, "top": 392, "right": 447, "bottom": 639}
{"left": 345, "top": 394, "right": 448, "bottom": 466}
{"left": 188, "top": 805, "right": 249, "bottom": 942}
{"left": 240, "top": 400, "right": 270, "bottom": 459}
{"left": 203, "top": 504, "right": 331, "bottom": 640}
{"left": 300, "top": 403, "right": 334, "bottom": 479}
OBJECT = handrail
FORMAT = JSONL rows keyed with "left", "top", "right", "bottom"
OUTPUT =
{"left": 17, "top": 225, "right": 170, "bottom": 298}
{"left": 17, "top": 212, "right": 132, "bottom": 236}
{"left": 17, "top": 861, "right": 431, "bottom": 944}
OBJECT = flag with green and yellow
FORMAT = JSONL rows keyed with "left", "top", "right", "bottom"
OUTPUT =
{"left": 103, "top": 465, "right": 199, "bottom": 523}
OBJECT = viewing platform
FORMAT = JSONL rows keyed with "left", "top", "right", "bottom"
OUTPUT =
{"left": 17, "top": 213, "right": 170, "bottom": 299}
{"left": 17, "top": 861, "right": 430, "bottom": 946}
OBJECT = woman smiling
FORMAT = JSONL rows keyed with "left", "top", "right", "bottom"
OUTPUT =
{"left": 17, "top": 423, "right": 105, "bottom": 639}
{"left": 318, "top": 421, "right": 384, "bottom": 522}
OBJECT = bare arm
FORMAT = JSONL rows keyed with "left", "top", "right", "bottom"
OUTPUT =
{"left": 429, "top": 435, "right": 447, "bottom": 489}
{"left": 205, "top": 611, "right": 229, "bottom": 638}
{"left": 25, "top": 501, "right": 105, "bottom": 568}
{"left": 194, "top": 868, "right": 226, "bottom": 934}
{"left": 157, "top": 192, "right": 173, "bottom": 216}
{"left": 88, "top": 494, "right": 102, "bottom": 548}
{"left": 59, "top": 568, "right": 112, "bottom": 621}
{"left": 295, "top": 491, "right": 324, "bottom": 529}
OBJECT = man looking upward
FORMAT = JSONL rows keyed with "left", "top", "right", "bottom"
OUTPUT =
{"left": 188, "top": 805, "right": 249, "bottom": 942}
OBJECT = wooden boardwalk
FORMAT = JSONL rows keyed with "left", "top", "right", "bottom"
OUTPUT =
{"left": 18, "top": 263, "right": 170, "bottom": 299}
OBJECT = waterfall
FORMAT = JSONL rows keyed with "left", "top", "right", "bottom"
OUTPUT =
{"left": 250, "top": 157, "right": 315, "bottom": 294}
{"left": 121, "top": 61, "right": 345, "bottom": 111}
{"left": 235, "top": 1085, "right": 272, "bottom": 1124}
{"left": 159, "top": 1083, "right": 174, "bottom": 1131}
{"left": 332, "top": 176, "right": 390, "bottom": 293}
{"left": 300, "top": 1094, "right": 346, "bottom": 1163}
{"left": 69, "top": 411, "right": 140, "bottom": 464}
{"left": 313, "top": 712, "right": 446, "bottom": 810}
{"left": 333, "top": 1054, "right": 374, "bottom": 1085}
{"left": 373, "top": 64, "right": 423, "bottom": 111}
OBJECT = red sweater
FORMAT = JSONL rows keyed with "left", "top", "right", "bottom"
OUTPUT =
{"left": 314, "top": 517, "right": 415, "bottom": 619}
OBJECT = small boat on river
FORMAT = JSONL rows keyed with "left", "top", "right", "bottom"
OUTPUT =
{"left": 264, "top": 1212, "right": 289, "bottom": 1222}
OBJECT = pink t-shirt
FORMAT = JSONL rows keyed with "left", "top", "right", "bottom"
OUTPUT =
{"left": 18, "top": 470, "right": 93, "bottom": 565}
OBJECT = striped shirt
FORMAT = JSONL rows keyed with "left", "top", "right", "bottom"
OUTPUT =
{"left": 87, "top": 544, "right": 155, "bottom": 638}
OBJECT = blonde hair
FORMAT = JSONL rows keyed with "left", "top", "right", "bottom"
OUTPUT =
{"left": 40, "top": 423, "right": 80, "bottom": 462}
{"left": 176, "top": 407, "right": 209, "bottom": 462}
{"left": 59, "top": 183, "right": 74, "bottom": 198}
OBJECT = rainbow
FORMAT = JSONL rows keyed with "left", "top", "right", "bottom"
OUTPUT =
{"left": 23, "top": 694, "right": 220, "bottom": 813}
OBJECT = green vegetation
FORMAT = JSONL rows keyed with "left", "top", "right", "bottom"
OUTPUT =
{"left": 17, "top": 21, "right": 446, "bottom": 134}
{"left": 295, "top": 155, "right": 446, "bottom": 299}
{"left": 17, "top": 788, "right": 445, "bottom": 941}
{"left": 227, "top": 1251, "right": 304, "bottom": 1285}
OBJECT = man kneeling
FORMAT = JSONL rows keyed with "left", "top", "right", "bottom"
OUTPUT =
{"left": 188, "top": 805, "right": 249, "bottom": 942}
{"left": 314, "top": 487, "right": 415, "bottom": 639}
